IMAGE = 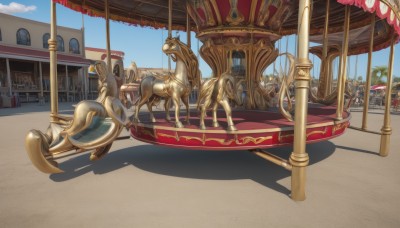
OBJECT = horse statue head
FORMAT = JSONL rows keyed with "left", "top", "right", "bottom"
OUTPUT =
{"left": 162, "top": 37, "right": 201, "bottom": 88}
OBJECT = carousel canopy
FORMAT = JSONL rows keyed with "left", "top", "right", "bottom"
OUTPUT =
{"left": 54, "top": 0, "right": 400, "bottom": 51}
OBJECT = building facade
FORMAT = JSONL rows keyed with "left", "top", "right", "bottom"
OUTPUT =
{"left": 0, "top": 13, "right": 89, "bottom": 106}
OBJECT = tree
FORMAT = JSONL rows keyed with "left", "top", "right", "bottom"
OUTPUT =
{"left": 371, "top": 66, "right": 388, "bottom": 85}
{"left": 357, "top": 76, "right": 363, "bottom": 83}
{"left": 393, "top": 76, "right": 400, "bottom": 83}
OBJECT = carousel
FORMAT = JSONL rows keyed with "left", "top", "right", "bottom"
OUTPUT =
{"left": 24, "top": 0, "right": 400, "bottom": 201}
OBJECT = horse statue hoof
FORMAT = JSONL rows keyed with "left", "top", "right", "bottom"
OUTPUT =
{"left": 175, "top": 121, "right": 184, "bottom": 128}
{"left": 199, "top": 124, "right": 206, "bottom": 130}
{"left": 227, "top": 125, "right": 237, "bottom": 132}
{"left": 212, "top": 122, "right": 220, "bottom": 128}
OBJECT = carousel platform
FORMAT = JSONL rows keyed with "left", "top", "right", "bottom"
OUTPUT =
{"left": 130, "top": 105, "right": 351, "bottom": 150}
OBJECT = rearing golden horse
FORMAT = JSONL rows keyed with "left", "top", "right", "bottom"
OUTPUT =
{"left": 134, "top": 38, "right": 200, "bottom": 128}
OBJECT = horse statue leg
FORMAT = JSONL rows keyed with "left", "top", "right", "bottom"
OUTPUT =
{"left": 172, "top": 93, "right": 183, "bottom": 128}
{"left": 212, "top": 102, "right": 219, "bottom": 127}
{"left": 199, "top": 104, "right": 207, "bottom": 130}
{"left": 134, "top": 97, "right": 145, "bottom": 122}
{"left": 164, "top": 98, "right": 171, "bottom": 122}
{"left": 219, "top": 98, "right": 237, "bottom": 131}
{"left": 147, "top": 98, "right": 156, "bottom": 122}
{"left": 134, "top": 86, "right": 154, "bottom": 122}
{"left": 182, "top": 95, "right": 191, "bottom": 125}
{"left": 199, "top": 98, "right": 212, "bottom": 130}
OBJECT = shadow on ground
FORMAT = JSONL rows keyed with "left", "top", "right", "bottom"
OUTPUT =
{"left": 50, "top": 141, "right": 336, "bottom": 196}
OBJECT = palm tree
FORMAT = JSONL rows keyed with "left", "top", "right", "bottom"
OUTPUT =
{"left": 371, "top": 66, "right": 388, "bottom": 85}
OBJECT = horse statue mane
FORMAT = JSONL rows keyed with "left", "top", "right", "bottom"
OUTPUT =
{"left": 167, "top": 37, "right": 201, "bottom": 88}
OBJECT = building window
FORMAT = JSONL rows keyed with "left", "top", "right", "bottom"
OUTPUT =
{"left": 43, "top": 33, "right": 50, "bottom": 49}
{"left": 57, "top": 35, "right": 64, "bottom": 52}
{"left": 16, "top": 28, "right": 31, "bottom": 45}
{"left": 69, "top": 38, "right": 80, "bottom": 54}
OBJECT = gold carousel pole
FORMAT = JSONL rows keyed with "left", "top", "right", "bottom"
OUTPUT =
{"left": 49, "top": 0, "right": 58, "bottom": 121}
{"left": 290, "top": 0, "right": 312, "bottom": 201}
{"left": 379, "top": 33, "right": 396, "bottom": 157}
{"left": 186, "top": 6, "right": 191, "bottom": 48}
{"left": 327, "top": 54, "right": 335, "bottom": 94}
{"left": 168, "top": 0, "right": 172, "bottom": 71}
{"left": 336, "top": 6, "right": 350, "bottom": 120}
{"left": 105, "top": 0, "right": 112, "bottom": 73}
{"left": 322, "top": 0, "right": 330, "bottom": 97}
{"left": 361, "top": 14, "right": 375, "bottom": 130}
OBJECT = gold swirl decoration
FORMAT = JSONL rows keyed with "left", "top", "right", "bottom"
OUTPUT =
{"left": 155, "top": 131, "right": 272, "bottom": 146}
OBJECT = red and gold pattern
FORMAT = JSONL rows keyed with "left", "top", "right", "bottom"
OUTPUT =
{"left": 131, "top": 106, "right": 351, "bottom": 151}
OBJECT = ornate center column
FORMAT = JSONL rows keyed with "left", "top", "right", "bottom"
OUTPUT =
{"left": 187, "top": 0, "right": 293, "bottom": 109}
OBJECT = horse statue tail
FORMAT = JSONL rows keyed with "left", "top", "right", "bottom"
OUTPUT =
{"left": 197, "top": 78, "right": 218, "bottom": 110}
{"left": 217, "top": 73, "right": 235, "bottom": 102}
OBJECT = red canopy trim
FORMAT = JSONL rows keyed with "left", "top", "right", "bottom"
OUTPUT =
{"left": 53, "top": 0, "right": 187, "bottom": 31}
{"left": 337, "top": 0, "right": 400, "bottom": 35}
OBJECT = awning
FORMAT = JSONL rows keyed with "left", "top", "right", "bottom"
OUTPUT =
{"left": 371, "top": 85, "right": 387, "bottom": 90}
{"left": 0, "top": 44, "right": 91, "bottom": 67}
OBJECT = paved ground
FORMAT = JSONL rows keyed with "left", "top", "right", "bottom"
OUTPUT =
{"left": 0, "top": 102, "right": 399, "bottom": 228}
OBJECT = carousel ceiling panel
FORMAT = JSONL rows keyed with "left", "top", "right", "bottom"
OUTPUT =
{"left": 54, "top": 0, "right": 189, "bottom": 29}
{"left": 54, "top": 0, "right": 400, "bottom": 34}
{"left": 54, "top": 0, "right": 400, "bottom": 48}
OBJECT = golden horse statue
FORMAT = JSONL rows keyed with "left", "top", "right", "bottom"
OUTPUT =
{"left": 25, "top": 61, "right": 132, "bottom": 173}
{"left": 134, "top": 37, "right": 200, "bottom": 128}
{"left": 197, "top": 72, "right": 244, "bottom": 131}
{"left": 120, "top": 61, "right": 140, "bottom": 108}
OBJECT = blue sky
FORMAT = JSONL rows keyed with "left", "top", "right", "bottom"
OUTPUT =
{"left": 1, "top": 0, "right": 400, "bottom": 79}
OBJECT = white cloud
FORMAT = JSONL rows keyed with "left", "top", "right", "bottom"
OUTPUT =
{"left": 0, "top": 2, "right": 37, "bottom": 14}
